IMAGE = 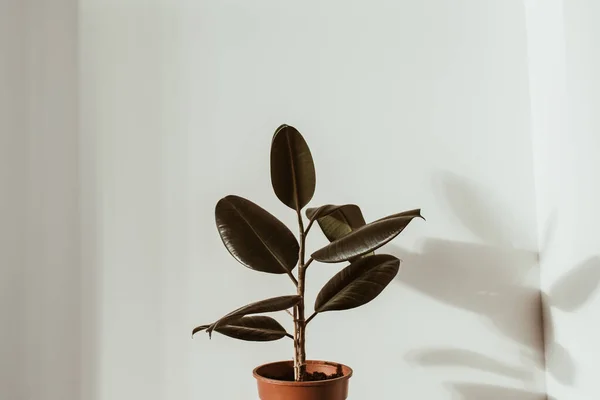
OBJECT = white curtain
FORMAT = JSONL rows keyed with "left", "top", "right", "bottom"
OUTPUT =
{"left": 1, "top": 1, "right": 79, "bottom": 400}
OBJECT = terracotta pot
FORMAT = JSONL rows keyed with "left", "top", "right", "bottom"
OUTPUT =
{"left": 253, "top": 360, "right": 353, "bottom": 400}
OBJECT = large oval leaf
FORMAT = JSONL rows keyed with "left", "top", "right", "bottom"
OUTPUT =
{"left": 207, "top": 295, "right": 301, "bottom": 335}
{"left": 193, "top": 316, "right": 288, "bottom": 341}
{"left": 306, "top": 204, "right": 366, "bottom": 242}
{"left": 374, "top": 208, "right": 424, "bottom": 222}
{"left": 311, "top": 211, "right": 423, "bottom": 263}
{"left": 315, "top": 254, "right": 400, "bottom": 312}
{"left": 215, "top": 195, "right": 299, "bottom": 274}
{"left": 270, "top": 125, "right": 316, "bottom": 211}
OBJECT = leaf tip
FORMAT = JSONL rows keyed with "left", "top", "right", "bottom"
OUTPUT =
{"left": 416, "top": 209, "right": 426, "bottom": 221}
{"left": 273, "top": 124, "right": 290, "bottom": 141}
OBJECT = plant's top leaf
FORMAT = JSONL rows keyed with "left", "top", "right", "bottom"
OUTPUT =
{"left": 206, "top": 295, "right": 301, "bottom": 336}
{"left": 315, "top": 254, "right": 401, "bottom": 313}
{"left": 193, "top": 316, "right": 288, "bottom": 342}
{"left": 270, "top": 124, "right": 316, "bottom": 211}
{"left": 215, "top": 195, "right": 299, "bottom": 274}
{"left": 311, "top": 211, "right": 423, "bottom": 263}
{"left": 374, "top": 208, "right": 424, "bottom": 222}
{"left": 306, "top": 204, "right": 366, "bottom": 242}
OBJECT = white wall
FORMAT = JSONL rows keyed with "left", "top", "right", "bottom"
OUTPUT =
{"left": 0, "top": 1, "right": 80, "bottom": 399}
{"left": 79, "top": 1, "right": 545, "bottom": 399}
{"left": 528, "top": 1, "right": 600, "bottom": 399}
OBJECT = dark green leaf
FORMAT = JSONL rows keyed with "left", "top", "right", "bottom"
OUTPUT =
{"left": 306, "top": 204, "right": 366, "bottom": 242}
{"left": 215, "top": 195, "right": 299, "bottom": 274}
{"left": 311, "top": 211, "right": 423, "bottom": 263}
{"left": 206, "top": 295, "right": 301, "bottom": 336}
{"left": 315, "top": 254, "right": 400, "bottom": 312}
{"left": 192, "top": 324, "right": 209, "bottom": 337}
{"left": 270, "top": 125, "right": 316, "bottom": 211}
{"left": 193, "top": 316, "right": 288, "bottom": 341}
{"left": 374, "top": 208, "right": 424, "bottom": 222}
{"left": 305, "top": 204, "right": 347, "bottom": 221}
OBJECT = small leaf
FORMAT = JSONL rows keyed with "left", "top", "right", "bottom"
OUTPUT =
{"left": 207, "top": 295, "right": 301, "bottom": 335}
{"left": 193, "top": 316, "right": 288, "bottom": 342}
{"left": 311, "top": 211, "right": 423, "bottom": 263}
{"left": 306, "top": 204, "right": 366, "bottom": 242}
{"left": 305, "top": 204, "right": 348, "bottom": 221}
{"left": 270, "top": 125, "right": 316, "bottom": 211}
{"left": 315, "top": 254, "right": 400, "bottom": 313}
{"left": 215, "top": 195, "right": 299, "bottom": 274}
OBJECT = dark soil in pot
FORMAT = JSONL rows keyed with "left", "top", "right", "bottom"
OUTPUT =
{"left": 262, "top": 363, "right": 344, "bottom": 382}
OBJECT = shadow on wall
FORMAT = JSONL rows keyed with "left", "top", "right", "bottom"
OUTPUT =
{"left": 543, "top": 256, "right": 600, "bottom": 385}
{"left": 382, "top": 172, "right": 600, "bottom": 397}
{"left": 448, "top": 383, "right": 545, "bottom": 399}
{"left": 405, "top": 349, "right": 533, "bottom": 381}
{"left": 391, "top": 239, "right": 541, "bottom": 351}
{"left": 392, "top": 171, "right": 544, "bottom": 349}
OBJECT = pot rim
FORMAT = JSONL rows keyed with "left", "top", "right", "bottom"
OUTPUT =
{"left": 253, "top": 360, "right": 353, "bottom": 387}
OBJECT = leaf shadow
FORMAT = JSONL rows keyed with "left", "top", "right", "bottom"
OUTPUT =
{"left": 390, "top": 240, "right": 543, "bottom": 352}
{"left": 540, "top": 256, "right": 600, "bottom": 385}
{"left": 448, "top": 383, "right": 546, "bottom": 400}
{"left": 382, "top": 172, "right": 600, "bottom": 393}
{"left": 438, "top": 171, "right": 521, "bottom": 247}
{"left": 406, "top": 348, "right": 532, "bottom": 381}
{"left": 548, "top": 256, "right": 600, "bottom": 312}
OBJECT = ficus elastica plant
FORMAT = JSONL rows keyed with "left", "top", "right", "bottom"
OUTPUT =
{"left": 193, "top": 124, "right": 424, "bottom": 381}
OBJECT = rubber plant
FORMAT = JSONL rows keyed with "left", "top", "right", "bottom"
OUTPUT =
{"left": 193, "top": 124, "right": 424, "bottom": 398}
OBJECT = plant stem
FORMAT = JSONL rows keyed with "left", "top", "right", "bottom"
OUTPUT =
{"left": 293, "top": 210, "right": 307, "bottom": 381}
{"left": 304, "top": 257, "right": 314, "bottom": 269}
{"left": 305, "top": 312, "right": 317, "bottom": 325}
{"left": 287, "top": 271, "right": 299, "bottom": 287}
{"left": 304, "top": 218, "right": 316, "bottom": 236}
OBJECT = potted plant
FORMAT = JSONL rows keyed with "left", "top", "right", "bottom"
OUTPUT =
{"left": 193, "top": 124, "right": 424, "bottom": 400}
